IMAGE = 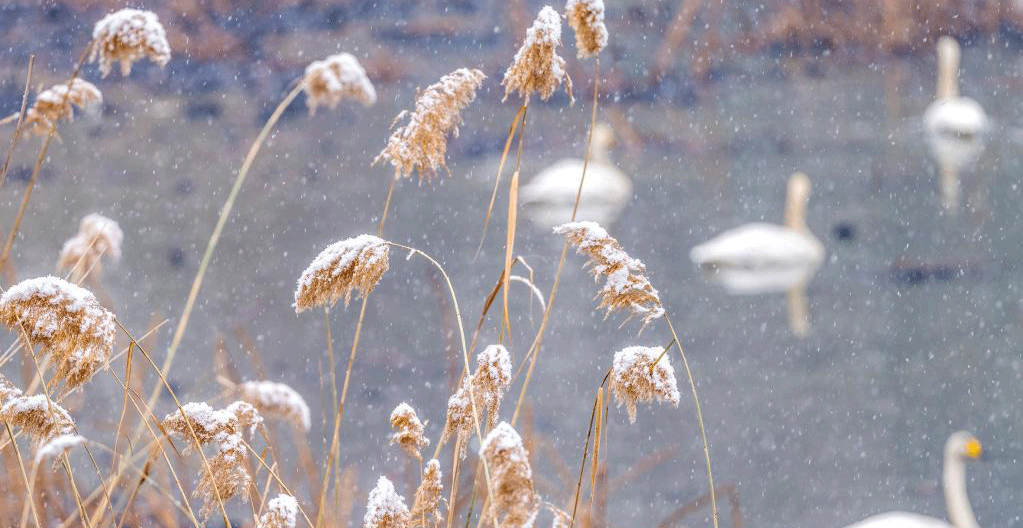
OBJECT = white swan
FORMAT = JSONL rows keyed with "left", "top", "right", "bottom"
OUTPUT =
{"left": 520, "top": 123, "right": 632, "bottom": 229}
{"left": 842, "top": 431, "right": 983, "bottom": 528}
{"left": 689, "top": 172, "right": 824, "bottom": 336}
{"left": 923, "top": 36, "right": 988, "bottom": 214}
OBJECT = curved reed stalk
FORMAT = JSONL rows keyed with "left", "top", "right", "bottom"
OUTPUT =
{"left": 0, "top": 56, "right": 34, "bottom": 190}
{"left": 138, "top": 82, "right": 304, "bottom": 440}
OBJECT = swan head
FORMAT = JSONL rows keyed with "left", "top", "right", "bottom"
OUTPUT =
{"left": 591, "top": 122, "right": 616, "bottom": 156}
{"left": 946, "top": 431, "right": 983, "bottom": 461}
{"left": 936, "top": 36, "right": 962, "bottom": 99}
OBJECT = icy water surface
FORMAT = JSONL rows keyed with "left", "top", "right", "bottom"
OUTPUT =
{"left": 4, "top": 30, "right": 1023, "bottom": 528}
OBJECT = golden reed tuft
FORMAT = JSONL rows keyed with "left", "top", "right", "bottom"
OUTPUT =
{"left": 294, "top": 234, "right": 390, "bottom": 313}
{"left": 442, "top": 344, "right": 512, "bottom": 458}
{"left": 374, "top": 68, "right": 485, "bottom": 182}
{"left": 565, "top": 0, "right": 609, "bottom": 58}
{"left": 35, "top": 434, "right": 86, "bottom": 466}
{"left": 163, "top": 401, "right": 262, "bottom": 517}
{"left": 0, "top": 276, "right": 116, "bottom": 391}
{"left": 610, "top": 346, "right": 680, "bottom": 423}
{"left": 257, "top": 494, "right": 299, "bottom": 528}
{"left": 410, "top": 459, "right": 444, "bottom": 527}
{"left": 89, "top": 8, "right": 171, "bottom": 77}
{"left": 1, "top": 394, "right": 75, "bottom": 441}
{"left": 479, "top": 422, "right": 540, "bottom": 528}
{"left": 238, "top": 380, "right": 312, "bottom": 432}
{"left": 302, "top": 53, "right": 377, "bottom": 113}
{"left": 24, "top": 79, "right": 102, "bottom": 137}
{"left": 502, "top": 6, "right": 573, "bottom": 103}
{"left": 554, "top": 221, "right": 665, "bottom": 328}
{"left": 364, "top": 476, "right": 410, "bottom": 528}
{"left": 57, "top": 213, "right": 123, "bottom": 283}
{"left": 390, "top": 402, "right": 429, "bottom": 460}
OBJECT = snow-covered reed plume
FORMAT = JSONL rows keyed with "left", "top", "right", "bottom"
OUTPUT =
{"left": 374, "top": 68, "right": 485, "bottom": 182}
{"left": 57, "top": 213, "right": 123, "bottom": 283}
{"left": 34, "top": 434, "right": 85, "bottom": 465}
{"left": 1, "top": 394, "right": 75, "bottom": 441}
{"left": 390, "top": 402, "right": 429, "bottom": 460}
{"left": 479, "top": 422, "right": 539, "bottom": 528}
{"left": 0, "top": 276, "right": 116, "bottom": 390}
{"left": 302, "top": 53, "right": 377, "bottom": 113}
{"left": 163, "top": 401, "right": 262, "bottom": 517}
{"left": 294, "top": 235, "right": 390, "bottom": 313}
{"left": 410, "top": 459, "right": 444, "bottom": 527}
{"left": 566, "top": 0, "right": 608, "bottom": 58}
{"left": 503, "top": 6, "right": 573, "bottom": 103}
{"left": 24, "top": 79, "right": 102, "bottom": 136}
{"left": 610, "top": 346, "right": 680, "bottom": 423}
{"left": 238, "top": 380, "right": 311, "bottom": 432}
{"left": 442, "top": 344, "right": 513, "bottom": 458}
{"left": 554, "top": 221, "right": 664, "bottom": 328}
{"left": 89, "top": 8, "right": 171, "bottom": 77}
{"left": 258, "top": 494, "right": 299, "bottom": 528}
{"left": 364, "top": 476, "right": 410, "bottom": 528}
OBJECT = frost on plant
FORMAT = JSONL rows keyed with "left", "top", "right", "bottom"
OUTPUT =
{"left": 610, "top": 346, "right": 680, "bottom": 423}
{"left": 294, "top": 234, "right": 390, "bottom": 312}
{"left": 566, "top": 0, "right": 608, "bottom": 58}
{"left": 303, "top": 53, "right": 377, "bottom": 112}
{"left": 57, "top": 213, "right": 123, "bottom": 283}
{"left": 479, "top": 422, "right": 539, "bottom": 528}
{"left": 90, "top": 8, "right": 171, "bottom": 76}
{"left": 442, "top": 344, "right": 513, "bottom": 458}
{"left": 390, "top": 402, "right": 429, "bottom": 460}
{"left": 364, "top": 476, "right": 410, "bottom": 528}
{"left": 503, "top": 6, "right": 573, "bottom": 103}
{"left": 257, "top": 494, "right": 299, "bottom": 528}
{"left": 239, "top": 380, "right": 312, "bottom": 432}
{"left": 24, "top": 79, "right": 102, "bottom": 137}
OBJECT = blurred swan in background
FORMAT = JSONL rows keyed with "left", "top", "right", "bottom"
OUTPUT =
{"left": 842, "top": 431, "right": 983, "bottom": 528}
{"left": 923, "top": 36, "right": 988, "bottom": 214}
{"left": 689, "top": 172, "right": 824, "bottom": 336}
{"left": 520, "top": 123, "right": 632, "bottom": 229}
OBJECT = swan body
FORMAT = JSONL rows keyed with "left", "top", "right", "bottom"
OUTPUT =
{"left": 689, "top": 173, "right": 824, "bottom": 295}
{"left": 840, "top": 431, "right": 983, "bottom": 528}
{"left": 521, "top": 123, "right": 632, "bottom": 229}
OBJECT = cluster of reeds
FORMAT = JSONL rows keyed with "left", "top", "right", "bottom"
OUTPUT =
{"left": 0, "top": 3, "right": 724, "bottom": 528}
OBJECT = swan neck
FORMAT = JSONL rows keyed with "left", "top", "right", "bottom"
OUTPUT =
{"left": 784, "top": 180, "right": 809, "bottom": 231}
{"left": 587, "top": 136, "right": 611, "bottom": 165}
{"left": 944, "top": 452, "right": 979, "bottom": 528}
{"left": 937, "top": 41, "right": 960, "bottom": 99}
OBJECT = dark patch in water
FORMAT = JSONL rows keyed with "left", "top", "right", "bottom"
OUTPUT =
{"left": 167, "top": 247, "right": 185, "bottom": 269}
{"left": 832, "top": 222, "right": 856, "bottom": 242}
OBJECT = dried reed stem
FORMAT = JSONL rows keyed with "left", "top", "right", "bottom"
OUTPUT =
{"left": 138, "top": 82, "right": 304, "bottom": 441}
{"left": 476, "top": 105, "right": 525, "bottom": 259}
{"left": 0, "top": 56, "right": 34, "bottom": 190}
{"left": 7, "top": 421, "right": 43, "bottom": 528}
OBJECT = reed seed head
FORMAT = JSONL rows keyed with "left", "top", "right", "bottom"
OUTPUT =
{"left": 410, "top": 459, "right": 444, "bottom": 527}
{"left": 196, "top": 432, "right": 252, "bottom": 518}
{"left": 58, "top": 213, "right": 123, "bottom": 283}
{"left": 24, "top": 79, "right": 102, "bottom": 137}
{"left": 0, "top": 373, "right": 22, "bottom": 403}
{"left": 442, "top": 344, "right": 513, "bottom": 458}
{"left": 303, "top": 53, "right": 377, "bottom": 113}
{"left": 35, "top": 434, "right": 85, "bottom": 466}
{"left": 258, "top": 494, "right": 299, "bottom": 528}
{"left": 390, "top": 402, "right": 429, "bottom": 460}
{"left": 295, "top": 235, "right": 390, "bottom": 313}
{"left": 1, "top": 394, "right": 75, "bottom": 441}
{"left": 554, "top": 221, "right": 664, "bottom": 329}
{"left": 503, "top": 6, "right": 573, "bottom": 103}
{"left": 565, "top": 0, "right": 608, "bottom": 58}
{"left": 0, "top": 276, "right": 116, "bottom": 391}
{"left": 374, "top": 68, "right": 486, "bottom": 182}
{"left": 610, "top": 346, "right": 680, "bottom": 423}
{"left": 238, "top": 380, "right": 312, "bottom": 432}
{"left": 364, "top": 476, "right": 410, "bottom": 528}
{"left": 479, "top": 422, "right": 539, "bottom": 528}
{"left": 90, "top": 8, "right": 171, "bottom": 77}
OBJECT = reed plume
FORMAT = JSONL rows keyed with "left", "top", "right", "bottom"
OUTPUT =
{"left": 364, "top": 476, "right": 410, "bottom": 528}
{"left": 503, "top": 6, "right": 573, "bottom": 103}
{"left": 258, "top": 494, "right": 299, "bottom": 528}
{"left": 554, "top": 221, "right": 664, "bottom": 328}
{"left": 294, "top": 234, "right": 390, "bottom": 313}
{"left": 442, "top": 344, "right": 513, "bottom": 458}
{"left": 238, "top": 380, "right": 312, "bottom": 432}
{"left": 390, "top": 403, "right": 429, "bottom": 460}
{"left": 89, "top": 8, "right": 171, "bottom": 77}
{"left": 24, "top": 79, "right": 102, "bottom": 137}
{"left": 566, "top": 0, "right": 608, "bottom": 58}
{"left": 302, "top": 53, "right": 377, "bottom": 113}
{"left": 479, "top": 422, "right": 539, "bottom": 528}
{"left": 610, "top": 346, "right": 680, "bottom": 423}
{"left": 163, "top": 401, "right": 262, "bottom": 517}
{"left": 1, "top": 394, "right": 75, "bottom": 441}
{"left": 410, "top": 459, "right": 443, "bottom": 527}
{"left": 373, "top": 68, "right": 486, "bottom": 182}
{"left": 57, "top": 213, "right": 123, "bottom": 283}
{"left": 0, "top": 276, "right": 116, "bottom": 391}
{"left": 34, "top": 434, "right": 85, "bottom": 465}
